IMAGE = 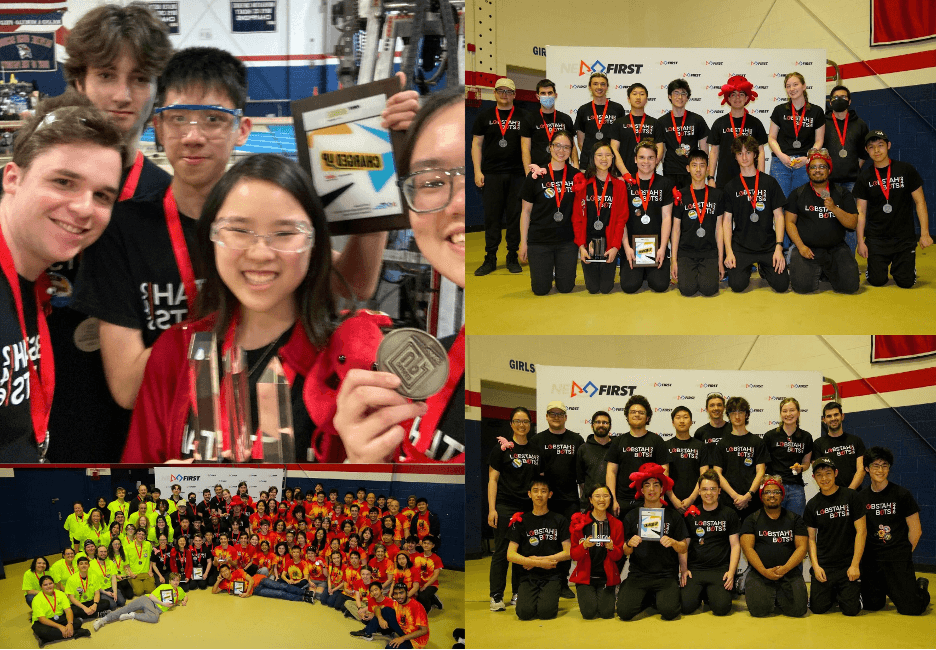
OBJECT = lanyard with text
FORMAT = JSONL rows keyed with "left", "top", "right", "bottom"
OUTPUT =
{"left": 790, "top": 103, "right": 806, "bottom": 143}
{"left": 874, "top": 165, "right": 892, "bottom": 205}
{"left": 670, "top": 111, "right": 687, "bottom": 146}
{"left": 0, "top": 229, "right": 53, "bottom": 449}
{"left": 637, "top": 174, "right": 655, "bottom": 213}
{"left": 494, "top": 107, "right": 514, "bottom": 142}
{"left": 591, "top": 101, "right": 609, "bottom": 135}
{"left": 739, "top": 171, "right": 761, "bottom": 214}
{"left": 163, "top": 186, "right": 198, "bottom": 308}
{"left": 729, "top": 110, "right": 747, "bottom": 138}
{"left": 689, "top": 186, "right": 709, "bottom": 226}
{"left": 832, "top": 112, "right": 849, "bottom": 151}
{"left": 118, "top": 150, "right": 145, "bottom": 202}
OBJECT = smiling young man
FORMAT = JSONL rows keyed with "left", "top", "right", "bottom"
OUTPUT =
{"left": 814, "top": 402, "right": 866, "bottom": 489}
{"left": 671, "top": 149, "right": 725, "bottom": 297}
{"left": 654, "top": 79, "right": 709, "bottom": 190}
{"left": 576, "top": 411, "right": 614, "bottom": 511}
{"left": 0, "top": 98, "right": 124, "bottom": 462}
{"left": 707, "top": 76, "right": 766, "bottom": 189}
{"left": 574, "top": 72, "right": 626, "bottom": 175}
{"left": 693, "top": 393, "right": 730, "bottom": 467}
{"left": 614, "top": 83, "right": 657, "bottom": 178}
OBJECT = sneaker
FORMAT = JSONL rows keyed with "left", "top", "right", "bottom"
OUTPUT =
{"left": 93, "top": 618, "right": 106, "bottom": 631}
{"left": 560, "top": 585, "right": 575, "bottom": 599}
{"left": 118, "top": 612, "right": 135, "bottom": 621}
{"left": 917, "top": 577, "right": 930, "bottom": 593}
{"left": 431, "top": 594, "right": 443, "bottom": 610}
{"left": 303, "top": 591, "right": 316, "bottom": 604}
{"left": 474, "top": 257, "right": 496, "bottom": 276}
{"left": 489, "top": 596, "right": 506, "bottom": 611}
{"left": 349, "top": 629, "right": 373, "bottom": 641}
{"left": 505, "top": 256, "right": 522, "bottom": 273}
{"left": 508, "top": 593, "right": 518, "bottom": 607}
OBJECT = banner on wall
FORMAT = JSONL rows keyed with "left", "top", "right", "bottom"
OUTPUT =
{"left": 0, "top": 32, "right": 56, "bottom": 71}
{"left": 536, "top": 365, "right": 823, "bottom": 442}
{"left": 231, "top": 1, "right": 277, "bottom": 33}
{"left": 871, "top": 335, "right": 936, "bottom": 362}
{"left": 148, "top": 2, "right": 179, "bottom": 35}
{"left": 153, "top": 467, "right": 285, "bottom": 501}
{"left": 871, "top": 0, "right": 936, "bottom": 46}
{"left": 545, "top": 47, "right": 825, "bottom": 171}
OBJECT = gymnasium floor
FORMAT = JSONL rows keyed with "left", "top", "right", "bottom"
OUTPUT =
{"left": 465, "top": 557, "right": 933, "bottom": 648}
{"left": 465, "top": 231, "right": 936, "bottom": 334}
{"left": 0, "top": 561, "right": 463, "bottom": 649}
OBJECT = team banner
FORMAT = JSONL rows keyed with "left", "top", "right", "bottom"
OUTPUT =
{"left": 153, "top": 467, "right": 285, "bottom": 501}
{"left": 148, "top": 2, "right": 179, "bottom": 35}
{"left": 545, "top": 47, "right": 825, "bottom": 172}
{"left": 0, "top": 32, "right": 56, "bottom": 71}
{"left": 231, "top": 1, "right": 277, "bottom": 33}
{"left": 871, "top": 0, "right": 936, "bottom": 45}
{"left": 871, "top": 335, "right": 936, "bottom": 363}
{"left": 536, "top": 365, "right": 823, "bottom": 442}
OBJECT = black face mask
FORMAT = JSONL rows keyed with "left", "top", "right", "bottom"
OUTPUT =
{"left": 188, "top": 497, "right": 196, "bottom": 504}
{"left": 830, "top": 97, "right": 849, "bottom": 112}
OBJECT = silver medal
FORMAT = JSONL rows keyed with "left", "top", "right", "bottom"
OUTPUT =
{"left": 554, "top": 211, "right": 563, "bottom": 222}
{"left": 792, "top": 139, "right": 801, "bottom": 148}
{"left": 696, "top": 227, "right": 706, "bottom": 238}
{"left": 376, "top": 328, "right": 449, "bottom": 401}
{"left": 839, "top": 149, "right": 848, "bottom": 158}
{"left": 641, "top": 215, "right": 650, "bottom": 225}
{"left": 498, "top": 139, "right": 507, "bottom": 148}
{"left": 593, "top": 221, "right": 603, "bottom": 230}
{"left": 750, "top": 213, "right": 759, "bottom": 222}
{"left": 595, "top": 131, "right": 604, "bottom": 140}
{"left": 882, "top": 203, "right": 893, "bottom": 213}
{"left": 546, "top": 145, "right": 552, "bottom": 155}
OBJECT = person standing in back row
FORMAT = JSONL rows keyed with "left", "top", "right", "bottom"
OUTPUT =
{"left": 707, "top": 75, "right": 767, "bottom": 189}
{"left": 614, "top": 83, "right": 657, "bottom": 178}
{"left": 767, "top": 72, "right": 825, "bottom": 198}
{"left": 574, "top": 72, "right": 626, "bottom": 173}
{"left": 522, "top": 79, "right": 577, "bottom": 171}
{"left": 654, "top": 79, "right": 709, "bottom": 190}
{"left": 823, "top": 85, "right": 869, "bottom": 254}
{"left": 813, "top": 401, "right": 866, "bottom": 490}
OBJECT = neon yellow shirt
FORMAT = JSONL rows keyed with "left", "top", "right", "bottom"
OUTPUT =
{"left": 22, "top": 569, "right": 48, "bottom": 594}
{"left": 107, "top": 500, "right": 130, "bottom": 520}
{"left": 151, "top": 584, "right": 185, "bottom": 612}
{"left": 126, "top": 540, "right": 153, "bottom": 573}
{"left": 63, "top": 513, "right": 87, "bottom": 539}
{"left": 31, "top": 589, "right": 67, "bottom": 624}
{"left": 81, "top": 524, "right": 110, "bottom": 549}
{"left": 49, "top": 559, "right": 77, "bottom": 585}
{"left": 63, "top": 572, "right": 106, "bottom": 601}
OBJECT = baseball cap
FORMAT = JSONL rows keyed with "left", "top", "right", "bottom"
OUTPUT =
{"left": 812, "top": 456, "right": 838, "bottom": 472}
{"left": 865, "top": 130, "right": 889, "bottom": 145}
{"left": 546, "top": 401, "right": 567, "bottom": 413}
{"left": 494, "top": 77, "right": 515, "bottom": 92}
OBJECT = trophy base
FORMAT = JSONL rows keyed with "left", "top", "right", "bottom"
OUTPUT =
{"left": 588, "top": 536, "right": 612, "bottom": 543}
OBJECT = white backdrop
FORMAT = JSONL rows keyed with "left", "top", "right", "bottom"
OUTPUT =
{"left": 545, "top": 47, "right": 826, "bottom": 172}
{"left": 153, "top": 467, "right": 285, "bottom": 501}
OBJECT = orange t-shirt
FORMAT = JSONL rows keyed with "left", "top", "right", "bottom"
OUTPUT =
{"left": 217, "top": 568, "right": 252, "bottom": 594}
{"left": 395, "top": 598, "right": 430, "bottom": 649}
{"left": 390, "top": 567, "right": 413, "bottom": 589}
{"left": 282, "top": 557, "right": 305, "bottom": 581}
{"left": 212, "top": 545, "right": 241, "bottom": 568}
{"left": 412, "top": 553, "right": 443, "bottom": 587}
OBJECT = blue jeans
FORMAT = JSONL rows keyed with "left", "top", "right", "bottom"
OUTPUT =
{"left": 770, "top": 161, "right": 809, "bottom": 254}
{"left": 363, "top": 606, "right": 413, "bottom": 648}
{"left": 780, "top": 483, "right": 806, "bottom": 516}
{"left": 255, "top": 579, "right": 306, "bottom": 602}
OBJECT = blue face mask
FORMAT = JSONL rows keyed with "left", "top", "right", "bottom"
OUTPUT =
{"left": 539, "top": 95, "right": 556, "bottom": 110}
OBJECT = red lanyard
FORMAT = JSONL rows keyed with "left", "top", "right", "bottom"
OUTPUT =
{"left": 831, "top": 112, "right": 849, "bottom": 149}
{"left": 539, "top": 108, "right": 555, "bottom": 142}
{"left": 42, "top": 591, "right": 57, "bottom": 614}
{"left": 404, "top": 327, "right": 464, "bottom": 461}
{"left": 547, "top": 164, "right": 568, "bottom": 211}
{"left": 494, "top": 107, "right": 514, "bottom": 140}
{"left": 162, "top": 186, "right": 198, "bottom": 308}
{"left": 739, "top": 171, "right": 761, "bottom": 213}
{"left": 629, "top": 112, "right": 646, "bottom": 139}
{"left": 690, "top": 186, "right": 709, "bottom": 225}
{"left": 65, "top": 563, "right": 75, "bottom": 576}
{"left": 96, "top": 559, "right": 106, "bottom": 575}
{"left": 591, "top": 101, "right": 609, "bottom": 133}
{"left": 728, "top": 110, "right": 747, "bottom": 138}
{"left": 135, "top": 541, "right": 144, "bottom": 559}
{"left": 790, "top": 103, "right": 806, "bottom": 141}
{"left": 637, "top": 174, "right": 655, "bottom": 213}
{"left": 78, "top": 574, "right": 89, "bottom": 594}
{"left": 592, "top": 177, "right": 610, "bottom": 217}
{"left": 118, "top": 150, "right": 145, "bottom": 202}
{"left": 874, "top": 165, "right": 892, "bottom": 203}
{"left": 671, "top": 111, "right": 687, "bottom": 146}
{"left": 0, "top": 228, "right": 53, "bottom": 447}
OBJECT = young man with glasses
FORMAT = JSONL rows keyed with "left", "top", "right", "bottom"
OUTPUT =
{"left": 576, "top": 411, "right": 614, "bottom": 511}
{"left": 522, "top": 79, "right": 577, "bottom": 171}
{"left": 712, "top": 396, "right": 767, "bottom": 523}
{"left": 814, "top": 402, "right": 866, "bottom": 489}
{"left": 858, "top": 447, "right": 930, "bottom": 615}
{"left": 653, "top": 79, "right": 709, "bottom": 190}
{"left": 694, "top": 393, "right": 731, "bottom": 468}
{"left": 472, "top": 77, "right": 528, "bottom": 276}
{"left": 784, "top": 148, "right": 859, "bottom": 294}
{"left": 707, "top": 76, "right": 767, "bottom": 189}
{"left": 605, "top": 395, "right": 670, "bottom": 520}
{"left": 573, "top": 72, "right": 625, "bottom": 174}
{"left": 530, "top": 400, "right": 581, "bottom": 600}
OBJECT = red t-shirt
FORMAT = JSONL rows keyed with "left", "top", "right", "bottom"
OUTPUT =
{"left": 395, "top": 598, "right": 430, "bottom": 649}
{"left": 217, "top": 568, "right": 252, "bottom": 594}
{"left": 411, "top": 513, "right": 433, "bottom": 539}
{"left": 368, "top": 556, "right": 393, "bottom": 583}
{"left": 327, "top": 564, "right": 345, "bottom": 589}
{"left": 350, "top": 577, "right": 372, "bottom": 601}
{"left": 367, "top": 593, "right": 392, "bottom": 612}
{"left": 412, "top": 553, "right": 443, "bottom": 587}
{"left": 212, "top": 545, "right": 240, "bottom": 568}
{"left": 282, "top": 557, "right": 305, "bottom": 581}
{"left": 254, "top": 551, "right": 276, "bottom": 571}
{"left": 391, "top": 567, "right": 414, "bottom": 588}
{"left": 342, "top": 565, "right": 362, "bottom": 595}
{"left": 305, "top": 557, "right": 326, "bottom": 580}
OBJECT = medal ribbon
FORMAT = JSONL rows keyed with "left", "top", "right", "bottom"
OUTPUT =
{"left": 96, "top": 559, "right": 106, "bottom": 576}
{"left": 79, "top": 573, "right": 88, "bottom": 595}
{"left": 43, "top": 591, "right": 57, "bottom": 616}
{"left": 873, "top": 165, "right": 892, "bottom": 204}
{"left": 494, "top": 107, "right": 514, "bottom": 140}
{"left": 790, "top": 102, "right": 806, "bottom": 142}
{"left": 728, "top": 110, "right": 747, "bottom": 139}
{"left": 739, "top": 171, "right": 761, "bottom": 214}
{"left": 629, "top": 111, "right": 646, "bottom": 140}
{"left": 591, "top": 100, "right": 609, "bottom": 134}
{"left": 592, "top": 176, "right": 611, "bottom": 219}
{"left": 547, "top": 164, "right": 568, "bottom": 213}
{"left": 832, "top": 112, "right": 849, "bottom": 150}
{"left": 690, "top": 185, "right": 709, "bottom": 226}
{"left": 637, "top": 174, "right": 655, "bottom": 213}
{"left": 671, "top": 111, "right": 687, "bottom": 146}
{"left": 163, "top": 186, "right": 198, "bottom": 308}
{"left": 65, "top": 563, "right": 75, "bottom": 576}
{"left": 0, "top": 228, "right": 53, "bottom": 447}
{"left": 539, "top": 108, "right": 555, "bottom": 142}
{"left": 118, "top": 150, "right": 145, "bottom": 202}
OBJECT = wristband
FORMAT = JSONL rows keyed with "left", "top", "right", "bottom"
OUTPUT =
{"left": 775, "top": 243, "right": 783, "bottom": 247}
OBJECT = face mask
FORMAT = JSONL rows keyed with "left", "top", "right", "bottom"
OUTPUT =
{"left": 830, "top": 96, "right": 849, "bottom": 112}
{"left": 539, "top": 95, "right": 556, "bottom": 110}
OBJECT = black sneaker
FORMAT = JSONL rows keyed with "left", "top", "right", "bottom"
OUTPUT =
{"left": 506, "top": 256, "right": 522, "bottom": 273}
{"left": 560, "top": 585, "right": 575, "bottom": 599}
{"left": 917, "top": 577, "right": 929, "bottom": 593}
{"left": 431, "top": 594, "right": 443, "bottom": 610}
{"left": 350, "top": 629, "right": 373, "bottom": 640}
{"left": 303, "top": 591, "right": 316, "bottom": 604}
{"left": 474, "top": 257, "right": 496, "bottom": 276}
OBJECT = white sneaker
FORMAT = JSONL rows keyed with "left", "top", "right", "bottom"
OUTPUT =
{"left": 489, "top": 596, "right": 506, "bottom": 611}
{"left": 509, "top": 593, "right": 518, "bottom": 607}
{"left": 93, "top": 618, "right": 106, "bottom": 631}
{"left": 118, "top": 612, "right": 136, "bottom": 621}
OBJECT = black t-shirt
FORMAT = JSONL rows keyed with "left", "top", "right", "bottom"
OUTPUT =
{"left": 785, "top": 183, "right": 857, "bottom": 248}
{"left": 131, "top": 155, "right": 173, "bottom": 200}
{"left": 712, "top": 432, "right": 768, "bottom": 505}
{"left": 0, "top": 274, "right": 42, "bottom": 462}
{"left": 190, "top": 546, "right": 211, "bottom": 571}
{"left": 489, "top": 440, "right": 541, "bottom": 510}
{"left": 617, "top": 112, "right": 658, "bottom": 176}
{"left": 666, "top": 436, "right": 704, "bottom": 501}
{"left": 471, "top": 106, "right": 529, "bottom": 175}
{"left": 723, "top": 172, "right": 787, "bottom": 254}
{"left": 674, "top": 184, "right": 725, "bottom": 259}
{"left": 605, "top": 431, "right": 670, "bottom": 506}
{"left": 530, "top": 429, "right": 583, "bottom": 504}
{"left": 575, "top": 434, "right": 613, "bottom": 497}
{"left": 762, "top": 427, "right": 814, "bottom": 486}
{"left": 740, "top": 508, "right": 807, "bottom": 569}
{"left": 624, "top": 174, "right": 675, "bottom": 240}
{"left": 522, "top": 109, "right": 575, "bottom": 168}
{"left": 813, "top": 433, "right": 866, "bottom": 488}
{"left": 582, "top": 512, "right": 609, "bottom": 583}
{"left": 769, "top": 102, "right": 826, "bottom": 156}
{"left": 72, "top": 192, "right": 201, "bottom": 349}
{"left": 803, "top": 487, "right": 864, "bottom": 570}
{"left": 860, "top": 481, "right": 919, "bottom": 561}
{"left": 653, "top": 110, "right": 709, "bottom": 175}
{"left": 623, "top": 505, "right": 687, "bottom": 579}
{"left": 693, "top": 421, "right": 731, "bottom": 467}
{"left": 520, "top": 163, "right": 578, "bottom": 245}
{"left": 709, "top": 111, "right": 768, "bottom": 187}
{"left": 686, "top": 504, "right": 740, "bottom": 571}
{"left": 823, "top": 110, "right": 870, "bottom": 183}
{"left": 507, "top": 510, "right": 570, "bottom": 580}
{"left": 573, "top": 100, "right": 626, "bottom": 168}
{"left": 852, "top": 160, "right": 923, "bottom": 242}
{"left": 582, "top": 175, "right": 623, "bottom": 242}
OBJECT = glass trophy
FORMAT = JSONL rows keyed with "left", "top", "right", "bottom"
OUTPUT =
{"left": 639, "top": 507, "right": 665, "bottom": 540}
{"left": 255, "top": 356, "right": 295, "bottom": 463}
{"left": 632, "top": 235, "right": 659, "bottom": 267}
{"left": 222, "top": 345, "right": 251, "bottom": 463}
{"left": 187, "top": 332, "right": 222, "bottom": 461}
{"left": 589, "top": 236, "right": 608, "bottom": 262}
{"left": 588, "top": 518, "right": 611, "bottom": 544}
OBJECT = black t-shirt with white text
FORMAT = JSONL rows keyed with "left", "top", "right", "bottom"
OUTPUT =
{"left": 723, "top": 172, "right": 787, "bottom": 254}
{"left": 694, "top": 421, "right": 732, "bottom": 467}
{"left": 769, "top": 102, "right": 826, "bottom": 156}
{"left": 859, "top": 481, "right": 919, "bottom": 561}
{"left": 623, "top": 505, "right": 688, "bottom": 579}
{"left": 522, "top": 109, "right": 575, "bottom": 168}
{"left": 573, "top": 100, "right": 626, "bottom": 169}
{"left": 823, "top": 110, "right": 870, "bottom": 183}
{"left": 740, "top": 508, "right": 807, "bottom": 569}
{"left": 712, "top": 432, "right": 768, "bottom": 506}
{"left": 582, "top": 175, "right": 623, "bottom": 242}
{"left": 508, "top": 510, "right": 570, "bottom": 580}
{"left": 471, "top": 106, "right": 529, "bottom": 175}
{"left": 803, "top": 487, "right": 864, "bottom": 570}
{"left": 653, "top": 110, "right": 709, "bottom": 175}
{"left": 617, "top": 112, "right": 658, "bottom": 176}
{"left": 489, "top": 440, "right": 541, "bottom": 510}
{"left": 785, "top": 183, "right": 857, "bottom": 249}
{"left": 666, "top": 436, "right": 705, "bottom": 501}
{"left": 605, "top": 431, "right": 670, "bottom": 506}
{"left": 530, "top": 429, "right": 583, "bottom": 504}
{"left": 625, "top": 174, "right": 675, "bottom": 241}
{"left": 852, "top": 160, "right": 923, "bottom": 242}
{"left": 762, "top": 427, "right": 814, "bottom": 486}
{"left": 813, "top": 433, "right": 866, "bottom": 488}
{"left": 0, "top": 274, "right": 42, "bottom": 462}
{"left": 674, "top": 184, "right": 725, "bottom": 259}
{"left": 520, "top": 163, "right": 578, "bottom": 245}
{"left": 686, "top": 504, "right": 740, "bottom": 571}
{"left": 709, "top": 111, "right": 768, "bottom": 187}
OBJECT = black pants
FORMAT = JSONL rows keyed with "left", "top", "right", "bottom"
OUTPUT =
{"left": 482, "top": 172, "right": 524, "bottom": 257}
{"left": 808, "top": 566, "right": 861, "bottom": 616}
{"left": 188, "top": 578, "right": 209, "bottom": 590}
{"left": 665, "top": 172, "right": 690, "bottom": 189}
{"left": 116, "top": 578, "right": 134, "bottom": 600}
{"left": 681, "top": 567, "right": 733, "bottom": 615}
{"left": 32, "top": 619, "right": 91, "bottom": 643}
{"left": 490, "top": 501, "right": 526, "bottom": 599}
{"left": 549, "top": 499, "right": 579, "bottom": 585}
{"left": 527, "top": 241, "right": 577, "bottom": 295}
{"left": 575, "top": 582, "right": 616, "bottom": 619}
{"left": 415, "top": 585, "right": 438, "bottom": 613}
{"left": 582, "top": 258, "right": 617, "bottom": 294}
{"left": 207, "top": 566, "right": 219, "bottom": 586}
{"left": 516, "top": 577, "right": 562, "bottom": 620}
{"left": 728, "top": 250, "right": 789, "bottom": 293}
{"left": 789, "top": 243, "right": 859, "bottom": 294}
{"left": 865, "top": 237, "right": 917, "bottom": 288}
{"left": 71, "top": 598, "right": 111, "bottom": 621}
{"left": 860, "top": 557, "right": 930, "bottom": 615}
{"left": 745, "top": 570, "right": 807, "bottom": 617}
{"left": 620, "top": 256, "right": 670, "bottom": 293}
{"left": 618, "top": 575, "right": 680, "bottom": 620}
{"left": 245, "top": 565, "right": 259, "bottom": 576}
{"left": 677, "top": 256, "right": 719, "bottom": 296}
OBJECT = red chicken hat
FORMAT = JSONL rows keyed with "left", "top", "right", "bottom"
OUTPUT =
{"left": 718, "top": 75, "right": 757, "bottom": 105}
{"left": 628, "top": 462, "right": 674, "bottom": 499}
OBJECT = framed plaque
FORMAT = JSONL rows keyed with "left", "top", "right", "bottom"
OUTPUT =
{"left": 639, "top": 507, "right": 665, "bottom": 540}
{"left": 192, "top": 567, "right": 204, "bottom": 580}
{"left": 232, "top": 580, "right": 246, "bottom": 595}
{"left": 291, "top": 77, "right": 409, "bottom": 235}
{"left": 160, "top": 588, "right": 175, "bottom": 604}
{"left": 632, "top": 235, "right": 660, "bottom": 267}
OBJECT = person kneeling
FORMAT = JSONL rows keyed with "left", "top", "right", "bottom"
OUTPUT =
{"left": 569, "top": 484, "right": 625, "bottom": 619}
{"left": 349, "top": 582, "right": 430, "bottom": 649}
{"left": 93, "top": 572, "right": 186, "bottom": 629}
{"left": 506, "top": 478, "right": 571, "bottom": 621}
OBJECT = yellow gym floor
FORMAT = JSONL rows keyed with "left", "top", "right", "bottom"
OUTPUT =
{"left": 466, "top": 231, "right": 936, "bottom": 334}
{"left": 465, "top": 556, "right": 933, "bottom": 648}
{"left": 0, "top": 561, "right": 463, "bottom": 649}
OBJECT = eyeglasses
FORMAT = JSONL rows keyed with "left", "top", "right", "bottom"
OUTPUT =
{"left": 154, "top": 104, "right": 242, "bottom": 138}
{"left": 210, "top": 220, "right": 315, "bottom": 253}
{"left": 762, "top": 490, "right": 782, "bottom": 496}
{"left": 494, "top": 89, "right": 515, "bottom": 96}
{"left": 810, "top": 164, "right": 829, "bottom": 170}
{"left": 700, "top": 487, "right": 718, "bottom": 492}
{"left": 510, "top": 419, "right": 531, "bottom": 426}
{"left": 551, "top": 143, "right": 572, "bottom": 152}
{"left": 399, "top": 167, "right": 464, "bottom": 213}
{"left": 628, "top": 409, "right": 646, "bottom": 416}
{"left": 546, "top": 411, "right": 565, "bottom": 417}
{"left": 670, "top": 91, "right": 689, "bottom": 98}
{"left": 868, "top": 462, "right": 890, "bottom": 470}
